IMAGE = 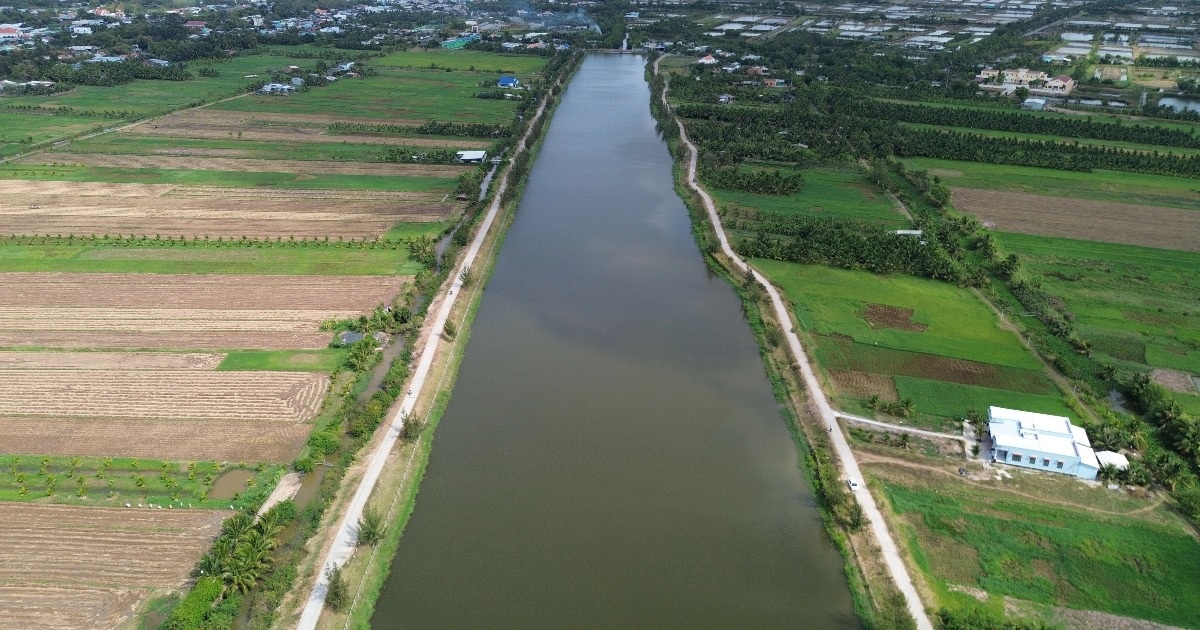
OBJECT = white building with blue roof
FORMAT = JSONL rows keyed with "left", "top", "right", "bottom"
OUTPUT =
{"left": 988, "top": 406, "right": 1102, "bottom": 480}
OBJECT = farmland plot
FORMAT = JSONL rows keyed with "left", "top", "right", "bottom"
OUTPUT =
{"left": 123, "top": 109, "right": 489, "bottom": 148}
{"left": 0, "top": 504, "right": 226, "bottom": 630}
{"left": 0, "top": 273, "right": 403, "bottom": 350}
{"left": 19, "top": 153, "right": 471, "bottom": 178}
{"left": 0, "top": 180, "right": 449, "bottom": 239}
{"left": 954, "top": 188, "right": 1200, "bottom": 252}
{"left": 0, "top": 351, "right": 327, "bottom": 461}
{"left": 0, "top": 370, "right": 327, "bottom": 420}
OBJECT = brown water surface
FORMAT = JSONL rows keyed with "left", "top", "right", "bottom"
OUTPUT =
{"left": 372, "top": 54, "right": 859, "bottom": 629}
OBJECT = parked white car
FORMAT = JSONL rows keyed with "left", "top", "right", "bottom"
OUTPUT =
{"left": 846, "top": 478, "right": 861, "bottom": 491}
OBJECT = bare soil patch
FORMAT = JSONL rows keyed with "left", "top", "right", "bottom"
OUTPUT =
{"left": 22, "top": 153, "right": 470, "bottom": 178}
{"left": 830, "top": 370, "right": 899, "bottom": 401}
{"left": 0, "top": 504, "right": 227, "bottom": 630}
{"left": 0, "top": 180, "right": 449, "bottom": 239}
{"left": 0, "top": 351, "right": 224, "bottom": 370}
{"left": 0, "top": 370, "right": 327, "bottom": 421}
{"left": 861, "top": 303, "right": 928, "bottom": 332}
{"left": 953, "top": 188, "right": 1200, "bottom": 252}
{"left": 1152, "top": 368, "right": 1197, "bottom": 393}
{"left": 0, "top": 416, "right": 310, "bottom": 462}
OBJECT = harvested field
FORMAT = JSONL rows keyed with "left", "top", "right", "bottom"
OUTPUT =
{"left": 830, "top": 370, "right": 899, "bottom": 401}
{"left": 0, "top": 417, "right": 310, "bottom": 462}
{"left": 0, "top": 370, "right": 328, "bottom": 420}
{"left": 0, "top": 351, "right": 224, "bottom": 370}
{"left": 0, "top": 308, "right": 353, "bottom": 332}
{"left": 0, "top": 504, "right": 226, "bottom": 630}
{"left": 0, "top": 331, "right": 331, "bottom": 351}
{"left": 0, "top": 181, "right": 449, "bottom": 239}
{"left": 21, "top": 153, "right": 470, "bottom": 178}
{"left": 123, "top": 110, "right": 489, "bottom": 148}
{"left": 952, "top": 188, "right": 1200, "bottom": 252}
{"left": 0, "top": 273, "right": 402, "bottom": 309}
{"left": 0, "top": 273, "right": 402, "bottom": 350}
{"left": 861, "top": 303, "right": 927, "bottom": 332}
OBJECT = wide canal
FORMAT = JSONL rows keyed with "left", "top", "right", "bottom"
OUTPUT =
{"left": 373, "top": 53, "right": 859, "bottom": 628}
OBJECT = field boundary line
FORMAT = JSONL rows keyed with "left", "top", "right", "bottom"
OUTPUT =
{"left": 656, "top": 54, "right": 934, "bottom": 630}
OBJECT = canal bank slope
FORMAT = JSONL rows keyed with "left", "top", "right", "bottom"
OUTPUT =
{"left": 653, "top": 54, "right": 934, "bottom": 630}
{"left": 290, "top": 52, "right": 581, "bottom": 630}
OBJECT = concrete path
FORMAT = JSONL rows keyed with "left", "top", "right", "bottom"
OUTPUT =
{"left": 296, "top": 78, "right": 560, "bottom": 630}
{"left": 257, "top": 472, "right": 302, "bottom": 518}
{"left": 654, "top": 55, "right": 934, "bottom": 630}
{"left": 836, "top": 411, "right": 970, "bottom": 449}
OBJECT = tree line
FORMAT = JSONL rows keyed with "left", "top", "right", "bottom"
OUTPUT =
{"left": 862, "top": 101, "right": 1200, "bottom": 149}
{"left": 700, "top": 164, "right": 803, "bottom": 195}
{"left": 733, "top": 215, "right": 963, "bottom": 282}
{"left": 328, "top": 120, "right": 513, "bottom": 138}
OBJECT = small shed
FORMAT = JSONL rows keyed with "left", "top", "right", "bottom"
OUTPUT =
{"left": 1095, "top": 451, "right": 1130, "bottom": 470}
{"left": 1022, "top": 98, "right": 1047, "bottom": 111}
{"left": 456, "top": 150, "right": 488, "bottom": 164}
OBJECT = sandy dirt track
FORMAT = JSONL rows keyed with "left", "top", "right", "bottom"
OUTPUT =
{"left": 20, "top": 153, "right": 471, "bottom": 178}
{"left": 0, "top": 504, "right": 227, "bottom": 630}
{"left": 0, "top": 180, "right": 448, "bottom": 238}
{"left": 953, "top": 188, "right": 1200, "bottom": 252}
{"left": 0, "top": 416, "right": 311, "bottom": 462}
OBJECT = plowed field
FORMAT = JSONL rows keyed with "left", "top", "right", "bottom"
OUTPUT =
{"left": 0, "top": 181, "right": 449, "bottom": 239}
{"left": 0, "top": 272, "right": 402, "bottom": 309}
{"left": 20, "top": 153, "right": 470, "bottom": 178}
{"left": 0, "top": 273, "right": 402, "bottom": 350}
{"left": 123, "top": 110, "right": 489, "bottom": 148}
{"left": 0, "top": 351, "right": 223, "bottom": 370}
{"left": 0, "top": 370, "right": 327, "bottom": 420}
{"left": 0, "top": 416, "right": 310, "bottom": 462}
{"left": 0, "top": 504, "right": 226, "bottom": 630}
{"left": 952, "top": 188, "right": 1200, "bottom": 252}
{"left": 830, "top": 370, "right": 899, "bottom": 401}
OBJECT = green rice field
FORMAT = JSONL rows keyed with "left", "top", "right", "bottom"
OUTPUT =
{"left": 883, "top": 480, "right": 1200, "bottom": 627}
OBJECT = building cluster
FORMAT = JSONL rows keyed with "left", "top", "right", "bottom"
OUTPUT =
{"left": 975, "top": 67, "right": 1076, "bottom": 95}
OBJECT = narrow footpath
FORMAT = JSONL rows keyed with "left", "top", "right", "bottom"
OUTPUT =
{"left": 295, "top": 81, "right": 559, "bottom": 630}
{"left": 654, "top": 55, "right": 934, "bottom": 630}
{"left": 835, "top": 411, "right": 970, "bottom": 452}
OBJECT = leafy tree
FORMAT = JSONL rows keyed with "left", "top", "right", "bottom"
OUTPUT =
{"left": 357, "top": 507, "right": 385, "bottom": 546}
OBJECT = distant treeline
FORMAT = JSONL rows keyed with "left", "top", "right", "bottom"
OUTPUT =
{"left": 862, "top": 100, "right": 1200, "bottom": 149}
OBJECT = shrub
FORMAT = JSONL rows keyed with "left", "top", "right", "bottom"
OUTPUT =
{"left": 357, "top": 507, "right": 384, "bottom": 546}
{"left": 160, "top": 576, "right": 222, "bottom": 629}
{"left": 325, "top": 565, "right": 349, "bottom": 611}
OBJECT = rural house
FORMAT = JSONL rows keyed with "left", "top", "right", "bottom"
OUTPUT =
{"left": 987, "top": 407, "right": 1127, "bottom": 480}
{"left": 456, "top": 150, "right": 488, "bottom": 164}
{"left": 1044, "top": 75, "right": 1076, "bottom": 93}
{"left": 496, "top": 75, "right": 520, "bottom": 88}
